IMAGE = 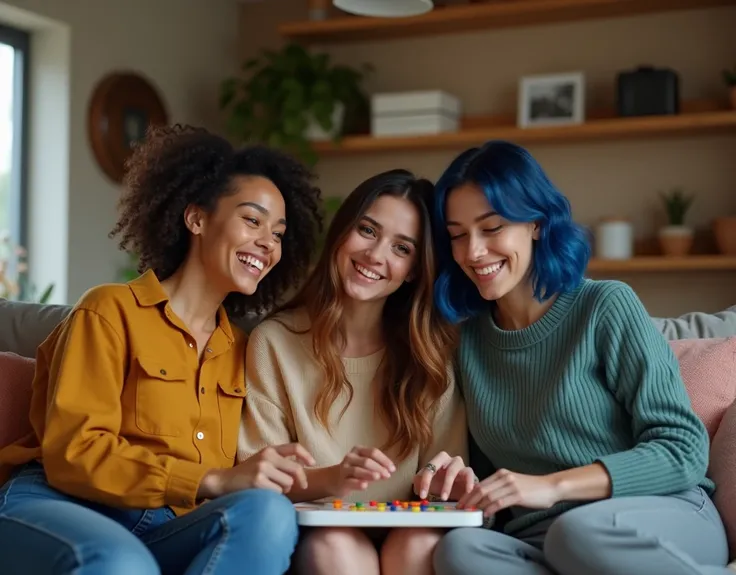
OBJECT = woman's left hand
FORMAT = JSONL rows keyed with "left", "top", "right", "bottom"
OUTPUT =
{"left": 458, "top": 468, "right": 560, "bottom": 517}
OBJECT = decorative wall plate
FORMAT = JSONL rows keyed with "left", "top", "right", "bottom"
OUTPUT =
{"left": 87, "top": 72, "right": 168, "bottom": 183}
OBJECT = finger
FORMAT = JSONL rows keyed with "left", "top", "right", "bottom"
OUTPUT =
{"left": 273, "top": 443, "right": 316, "bottom": 467}
{"left": 254, "top": 464, "right": 294, "bottom": 493}
{"left": 460, "top": 471, "right": 507, "bottom": 506}
{"left": 252, "top": 476, "right": 285, "bottom": 494}
{"left": 440, "top": 458, "right": 465, "bottom": 500}
{"left": 458, "top": 474, "right": 505, "bottom": 509}
{"left": 271, "top": 456, "right": 309, "bottom": 490}
{"left": 355, "top": 447, "right": 396, "bottom": 473}
{"left": 344, "top": 478, "right": 369, "bottom": 491}
{"left": 425, "top": 451, "right": 452, "bottom": 470}
{"left": 346, "top": 465, "right": 383, "bottom": 482}
{"left": 464, "top": 469, "right": 476, "bottom": 495}
{"left": 417, "top": 469, "right": 436, "bottom": 499}
{"left": 346, "top": 452, "right": 391, "bottom": 479}
{"left": 482, "top": 485, "right": 519, "bottom": 516}
{"left": 458, "top": 484, "right": 485, "bottom": 509}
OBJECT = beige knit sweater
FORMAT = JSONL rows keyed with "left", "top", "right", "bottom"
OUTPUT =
{"left": 237, "top": 308, "right": 468, "bottom": 503}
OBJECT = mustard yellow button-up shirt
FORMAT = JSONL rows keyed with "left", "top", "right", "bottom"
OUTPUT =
{"left": 0, "top": 270, "right": 247, "bottom": 515}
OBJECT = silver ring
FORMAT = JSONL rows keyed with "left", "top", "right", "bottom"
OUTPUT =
{"left": 424, "top": 463, "right": 437, "bottom": 473}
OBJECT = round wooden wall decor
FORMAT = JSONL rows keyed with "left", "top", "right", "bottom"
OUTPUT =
{"left": 87, "top": 72, "right": 168, "bottom": 184}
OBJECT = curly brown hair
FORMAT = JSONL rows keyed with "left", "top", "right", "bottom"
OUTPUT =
{"left": 109, "top": 124, "right": 322, "bottom": 318}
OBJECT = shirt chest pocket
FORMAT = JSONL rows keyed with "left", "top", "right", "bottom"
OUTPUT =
{"left": 134, "top": 356, "right": 188, "bottom": 438}
{"left": 217, "top": 381, "right": 246, "bottom": 459}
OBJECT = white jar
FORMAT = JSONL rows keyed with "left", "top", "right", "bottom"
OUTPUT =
{"left": 595, "top": 218, "right": 633, "bottom": 260}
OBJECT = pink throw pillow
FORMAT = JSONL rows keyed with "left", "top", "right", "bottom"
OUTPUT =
{"left": 0, "top": 351, "right": 35, "bottom": 448}
{"left": 669, "top": 337, "right": 736, "bottom": 559}
{"left": 711, "top": 403, "right": 736, "bottom": 559}
{"left": 669, "top": 338, "right": 736, "bottom": 440}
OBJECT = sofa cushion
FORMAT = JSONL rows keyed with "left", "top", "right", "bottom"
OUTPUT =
{"left": 0, "top": 298, "right": 70, "bottom": 358}
{"left": 670, "top": 337, "right": 736, "bottom": 439}
{"left": 655, "top": 305, "right": 736, "bottom": 341}
{"left": 710, "top": 402, "right": 736, "bottom": 559}
{"left": 0, "top": 351, "right": 35, "bottom": 448}
{"left": 669, "top": 337, "right": 736, "bottom": 559}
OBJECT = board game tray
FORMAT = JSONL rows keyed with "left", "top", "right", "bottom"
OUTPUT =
{"left": 295, "top": 500, "right": 484, "bottom": 528}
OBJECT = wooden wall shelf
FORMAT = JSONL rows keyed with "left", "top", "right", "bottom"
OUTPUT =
{"left": 279, "top": 0, "right": 736, "bottom": 44}
{"left": 587, "top": 255, "right": 736, "bottom": 273}
{"left": 313, "top": 104, "right": 736, "bottom": 156}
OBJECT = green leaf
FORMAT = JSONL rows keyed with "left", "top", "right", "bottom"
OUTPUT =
{"left": 242, "top": 57, "right": 260, "bottom": 72}
{"left": 38, "top": 284, "right": 54, "bottom": 304}
{"left": 219, "top": 78, "right": 238, "bottom": 109}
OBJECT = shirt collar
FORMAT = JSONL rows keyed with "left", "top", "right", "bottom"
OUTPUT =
{"left": 129, "top": 269, "right": 235, "bottom": 344}
{"left": 129, "top": 269, "right": 168, "bottom": 307}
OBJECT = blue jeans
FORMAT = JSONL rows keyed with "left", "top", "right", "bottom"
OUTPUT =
{"left": 0, "top": 462, "right": 299, "bottom": 574}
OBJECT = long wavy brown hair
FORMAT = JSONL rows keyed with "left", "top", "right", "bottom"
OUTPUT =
{"left": 274, "top": 169, "right": 457, "bottom": 460}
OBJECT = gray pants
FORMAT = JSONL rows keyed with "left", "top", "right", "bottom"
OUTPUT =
{"left": 434, "top": 487, "right": 731, "bottom": 575}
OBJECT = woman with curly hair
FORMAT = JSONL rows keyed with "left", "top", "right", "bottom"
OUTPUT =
{"left": 238, "top": 169, "right": 473, "bottom": 575}
{"left": 428, "top": 140, "right": 732, "bottom": 575}
{"left": 0, "top": 124, "right": 323, "bottom": 575}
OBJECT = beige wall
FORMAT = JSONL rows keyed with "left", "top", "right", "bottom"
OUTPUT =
{"left": 0, "top": 0, "right": 240, "bottom": 303}
{"left": 238, "top": 1, "right": 736, "bottom": 317}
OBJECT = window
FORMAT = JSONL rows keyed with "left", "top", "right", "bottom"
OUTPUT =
{"left": 0, "top": 23, "right": 29, "bottom": 249}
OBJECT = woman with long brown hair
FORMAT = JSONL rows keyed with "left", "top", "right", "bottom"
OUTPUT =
{"left": 237, "top": 169, "right": 473, "bottom": 575}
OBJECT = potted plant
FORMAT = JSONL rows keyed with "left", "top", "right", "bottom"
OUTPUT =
{"left": 658, "top": 188, "right": 694, "bottom": 257}
{"left": 722, "top": 64, "right": 736, "bottom": 109}
{"left": 219, "top": 43, "right": 372, "bottom": 166}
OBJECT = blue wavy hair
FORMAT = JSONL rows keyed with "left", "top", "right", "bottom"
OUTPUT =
{"left": 432, "top": 140, "right": 591, "bottom": 324}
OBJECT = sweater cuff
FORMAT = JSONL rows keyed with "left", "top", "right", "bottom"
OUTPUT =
{"left": 166, "top": 459, "right": 209, "bottom": 509}
{"left": 595, "top": 450, "right": 659, "bottom": 497}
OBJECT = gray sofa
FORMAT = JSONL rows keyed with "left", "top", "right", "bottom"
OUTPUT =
{"left": 1, "top": 297, "right": 735, "bottom": 359}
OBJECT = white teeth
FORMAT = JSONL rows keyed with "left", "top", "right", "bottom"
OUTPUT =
{"left": 237, "top": 254, "right": 264, "bottom": 271}
{"left": 475, "top": 261, "right": 504, "bottom": 276}
{"left": 355, "top": 263, "right": 381, "bottom": 280}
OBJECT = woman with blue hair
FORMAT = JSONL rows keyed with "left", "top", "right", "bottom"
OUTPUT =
{"left": 427, "top": 141, "right": 733, "bottom": 574}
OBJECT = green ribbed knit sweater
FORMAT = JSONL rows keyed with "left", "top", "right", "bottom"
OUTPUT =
{"left": 457, "top": 278, "right": 714, "bottom": 535}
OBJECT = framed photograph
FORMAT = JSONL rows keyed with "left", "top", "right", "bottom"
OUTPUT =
{"left": 518, "top": 72, "right": 585, "bottom": 128}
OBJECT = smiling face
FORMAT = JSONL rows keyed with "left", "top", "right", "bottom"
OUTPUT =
{"left": 187, "top": 175, "right": 286, "bottom": 296}
{"left": 446, "top": 182, "right": 538, "bottom": 302}
{"left": 335, "top": 194, "right": 420, "bottom": 305}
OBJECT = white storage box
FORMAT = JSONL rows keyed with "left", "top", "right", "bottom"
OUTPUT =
{"left": 371, "top": 90, "right": 461, "bottom": 137}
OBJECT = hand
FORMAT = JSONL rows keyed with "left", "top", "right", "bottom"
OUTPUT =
{"left": 198, "top": 443, "right": 316, "bottom": 499}
{"left": 333, "top": 446, "right": 396, "bottom": 497}
{"left": 458, "top": 468, "right": 560, "bottom": 517}
{"left": 413, "top": 451, "right": 476, "bottom": 501}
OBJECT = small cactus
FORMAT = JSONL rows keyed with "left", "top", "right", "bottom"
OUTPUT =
{"left": 659, "top": 188, "right": 694, "bottom": 226}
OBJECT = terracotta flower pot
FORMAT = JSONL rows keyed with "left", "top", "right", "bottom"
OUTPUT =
{"left": 308, "top": 0, "right": 330, "bottom": 20}
{"left": 658, "top": 225, "right": 693, "bottom": 257}
{"left": 713, "top": 216, "right": 736, "bottom": 255}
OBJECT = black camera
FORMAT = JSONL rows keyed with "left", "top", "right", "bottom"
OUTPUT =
{"left": 616, "top": 66, "right": 680, "bottom": 117}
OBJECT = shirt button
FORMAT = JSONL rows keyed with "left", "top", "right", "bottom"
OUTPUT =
{"left": 234, "top": 388, "right": 242, "bottom": 393}
{"left": 206, "top": 347, "right": 213, "bottom": 353}
{"left": 196, "top": 431, "right": 204, "bottom": 440}
{"left": 160, "top": 369, "right": 166, "bottom": 375}
{"left": 188, "top": 342, "right": 194, "bottom": 348}
{"left": 200, "top": 387, "right": 205, "bottom": 394}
